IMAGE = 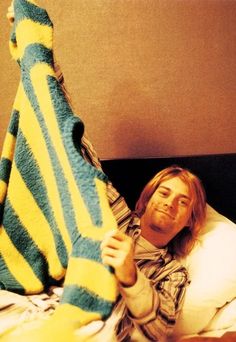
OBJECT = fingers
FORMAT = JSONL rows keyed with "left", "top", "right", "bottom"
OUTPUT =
{"left": 100, "top": 230, "right": 134, "bottom": 266}
{"left": 101, "top": 246, "right": 130, "bottom": 272}
{"left": 101, "top": 230, "right": 137, "bottom": 286}
{"left": 101, "top": 230, "right": 130, "bottom": 247}
{"left": 101, "top": 231, "right": 121, "bottom": 250}
{"left": 101, "top": 252, "right": 120, "bottom": 269}
{"left": 101, "top": 231, "right": 133, "bottom": 258}
{"left": 7, "top": 3, "right": 14, "bottom": 25}
{"left": 101, "top": 237, "right": 123, "bottom": 267}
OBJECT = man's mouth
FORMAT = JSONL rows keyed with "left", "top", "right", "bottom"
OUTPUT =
{"left": 156, "top": 209, "right": 175, "bottom": 220}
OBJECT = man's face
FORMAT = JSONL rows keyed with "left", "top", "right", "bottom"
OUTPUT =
{"left": 140, "top": 176, "right": 193, "bottom": 247}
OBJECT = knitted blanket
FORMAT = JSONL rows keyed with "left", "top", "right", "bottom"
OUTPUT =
{"left": 0, "top": 0, "right": 120, "bottom": 337}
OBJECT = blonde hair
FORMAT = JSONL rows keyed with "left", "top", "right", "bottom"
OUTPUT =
{"left": 135, "top": 166, "right": 206, "bottom": 257}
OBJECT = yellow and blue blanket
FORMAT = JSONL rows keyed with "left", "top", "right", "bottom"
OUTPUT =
{"left": 0, "top": 0, "right": 121, "bottom": 335}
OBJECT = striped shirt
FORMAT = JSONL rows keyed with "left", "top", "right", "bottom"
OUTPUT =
{"left": 107, "top": 216, "right": 189, "bottom": 342}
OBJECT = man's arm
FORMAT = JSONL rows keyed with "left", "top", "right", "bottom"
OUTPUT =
{"left": 101, "top": 232, "right": 188, "bottom": 340}
{"left": 120, "top": 267, "right": 188, "bottom": 340}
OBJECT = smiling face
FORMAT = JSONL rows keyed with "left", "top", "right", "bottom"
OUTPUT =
{"left": 140, "top": 176, "right": 193, "bottom": 248}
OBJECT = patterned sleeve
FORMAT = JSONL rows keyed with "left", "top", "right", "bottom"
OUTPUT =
{"left": 133, "top": 267, "right": 189, "bottom": 341}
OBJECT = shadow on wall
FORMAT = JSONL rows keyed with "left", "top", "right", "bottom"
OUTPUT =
{"left": 107, "top": 79, "right": 177, "bottom": 158}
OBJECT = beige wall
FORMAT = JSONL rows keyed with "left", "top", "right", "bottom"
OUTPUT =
{"left": 0, "top": 0, "right": 236, "bottom": 159}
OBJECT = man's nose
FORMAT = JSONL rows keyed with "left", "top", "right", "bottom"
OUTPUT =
{"left": 164, "top": 196, "right": 176, "bottom": 209}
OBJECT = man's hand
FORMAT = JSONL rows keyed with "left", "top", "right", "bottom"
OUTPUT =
{"left": 6, "top": 2, "right": 14, "bottom": 25}
{"left": 101, "top": 230, "right": 137, "bottom": 287}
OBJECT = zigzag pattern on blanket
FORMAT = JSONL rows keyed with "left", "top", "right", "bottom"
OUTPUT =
{"left": 0, "top": 0, "right": 119, "bottom": 326}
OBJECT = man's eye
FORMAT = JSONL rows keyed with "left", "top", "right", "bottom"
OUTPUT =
{"left": 158, "top": 191, "right": 168, "bottom": 197}
{"left": 179, "top": 199, "right": 189, "bottom": 207}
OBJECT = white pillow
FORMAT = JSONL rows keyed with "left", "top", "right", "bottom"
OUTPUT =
{"left": 173, "top": 205, "right": 236, "bottom": 336}
{"left": 203, "top": 298, "right": 236, "bottom": 332}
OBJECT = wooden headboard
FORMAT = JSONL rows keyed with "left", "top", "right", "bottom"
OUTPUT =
{"left": 101, "top": 153, "right": 236, "bottom": 223}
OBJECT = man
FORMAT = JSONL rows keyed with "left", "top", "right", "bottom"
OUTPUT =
{"left": 94, "top": 165, "right": 206, "bottom": 342}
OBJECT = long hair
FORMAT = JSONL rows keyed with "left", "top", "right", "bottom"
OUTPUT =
{"left": 135, "top": 166, "right": 206, "bottom": 257}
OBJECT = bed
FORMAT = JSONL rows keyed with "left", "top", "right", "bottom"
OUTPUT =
{"left": 102, "top": 153, "right": 236, "bottom": 340}
{"left": 0, "top": 153, "right": 236, "bottom": 341}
